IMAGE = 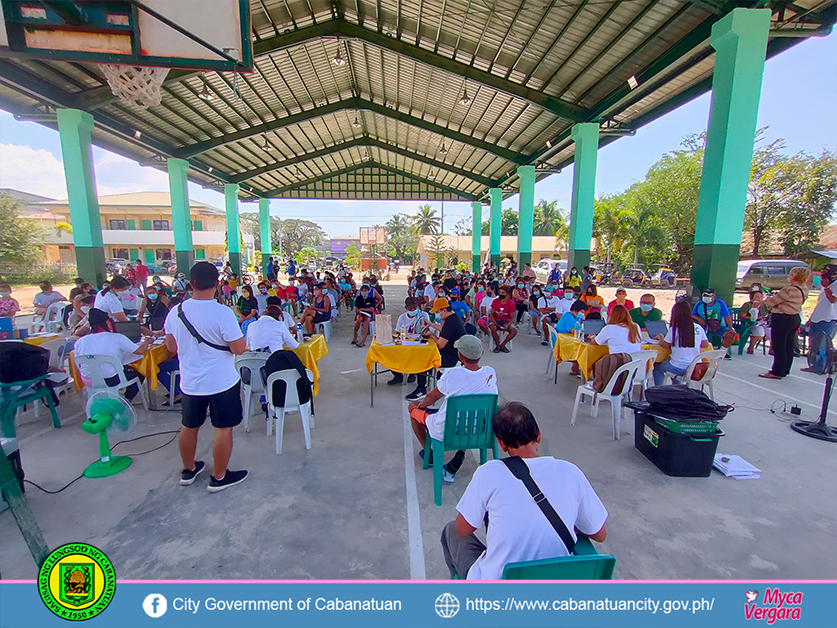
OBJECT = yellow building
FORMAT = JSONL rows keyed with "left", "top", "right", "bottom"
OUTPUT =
{"left": 416, "top": 235, "right": 565, "bottom": 267}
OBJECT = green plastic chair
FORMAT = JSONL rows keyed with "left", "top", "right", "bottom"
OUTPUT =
{"left": 1, "top": 375, "right": 61, "bottom": 439}
{"left": 502, "top": 536, "right": 616, "bottom": 579}
{"left": 422, "top": 393, "right": 499, "bottom": 506}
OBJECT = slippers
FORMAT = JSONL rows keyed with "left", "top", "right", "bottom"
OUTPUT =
{"left": 351, "top": 340, "right": 357, "bottom": 345}
{"left": 163, "top": 398, "right": 182, "bottom": 407}
{"left": 758, "top": 373, "right": 783, "bottom": 379}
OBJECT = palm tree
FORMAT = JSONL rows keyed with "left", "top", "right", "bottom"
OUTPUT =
{"left": 386, "top": 213, "right": 410, "bottom": 239}
{"left": 412, "top": 203, "right": 441, "bottom": 235}
{"left": 620, "top": 204, "right": 665, "bottom": 267}
{"left": 533, "top": 199, "right": 567, "bottom": 236}
{"left": 593, "top": 197, "right": 627, "bottom": 265}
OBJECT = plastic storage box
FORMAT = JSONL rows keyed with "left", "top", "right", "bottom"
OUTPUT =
{"left": 633, "top": 409, "right": 724, "bottom": 477}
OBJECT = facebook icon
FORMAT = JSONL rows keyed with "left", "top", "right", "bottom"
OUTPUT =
{"left": 142, "top": 594, "right": 168, "bottom": 618}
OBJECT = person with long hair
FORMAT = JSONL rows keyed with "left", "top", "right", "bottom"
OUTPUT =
{"left": 653, "top": 301, "right": 713, "bottom": 385}
{"left": 581, "top": 284, "right": 605, "bottom": 320}
{"left": 760, "top": 266, "right": 812, "bottom": 379}
{"left": 588, "top": 304, "right": 642, "bottom": 354}
{"left": 235, "top": 284, "right": 259, "bottom": 333}
{"left": 93, "top": 275, "right": 131, "bottom": 322}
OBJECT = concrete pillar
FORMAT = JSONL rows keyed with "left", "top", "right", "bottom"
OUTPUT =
{"left": 470, "top": 201, "right": 482, "bottom": 272}
{"left": 224, "top": 183, "right": 242, "bottom": 276}
{"left": 517, "top": 165, "right": 536, "bottom": 267}
{"left": 692, "top": 8, "right": 771, "bottom": 304}
{"left": 489, "top": 188, "right": 502, "bottom": 267}
{"left": 57, "top": 109, "right": 106, "bottom": 286}
{"left": 259, "top": 198, "right": 272, "bottom": 278}
{"left": 568, "top": 123, "right": 599, "bottom": 271}
{"left": 167, "top": 158, "right": 193, "bottom": 276}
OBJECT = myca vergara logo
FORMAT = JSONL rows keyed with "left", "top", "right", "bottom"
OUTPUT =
{"left": 744, "top": 588, "right": 802, "bottom": 624}
{"left": 38, "top": 543, "right": 116, "bottom": 621}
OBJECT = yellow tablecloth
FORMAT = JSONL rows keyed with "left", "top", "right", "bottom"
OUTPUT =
{"left": 70, "top": 343, "right": 174, "bottom": 392}
{"left": 23, "top": 334, "right": 62, "bottom": 346}
{"left": 552, "top": 334, "right": 673, "bottom": 380}
{"left": 292, "top": 334, "right": 328, "bottom": 396}
{"left": 365, "top": 340, "right": 441, "bottom": 375}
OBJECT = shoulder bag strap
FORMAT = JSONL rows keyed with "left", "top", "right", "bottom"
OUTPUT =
{"left": 502, "top": 456, "right": 575, "bottom": 554}
{"left": 177, "top": 304, "right": 231, "bottom": 352}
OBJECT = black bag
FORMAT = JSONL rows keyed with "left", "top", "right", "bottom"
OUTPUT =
{"left": 643, "top": 385, "right": 732, "bottom": 422}
{"left": 260, "top": 350, "right": 313, "bottom": 407}
{"left": 702, "top": 303, "right": 721, "bottom": 334}
{"left": 0, "top": 341, "right": 49, "bottom": 383}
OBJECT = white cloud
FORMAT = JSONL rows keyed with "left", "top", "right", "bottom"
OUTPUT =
{"left": 0, "top": 143, "right": 67, "bottom": 199}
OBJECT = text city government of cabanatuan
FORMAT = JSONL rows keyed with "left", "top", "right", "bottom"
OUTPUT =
{"left": 172, "top": 597, "right": 402, "bottom": 613}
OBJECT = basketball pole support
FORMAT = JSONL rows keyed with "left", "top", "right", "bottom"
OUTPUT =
{"left": 0, "top": 451, "right": 49, "bottom": 571}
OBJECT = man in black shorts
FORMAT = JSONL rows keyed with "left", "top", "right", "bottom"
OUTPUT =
{"left": 406, "top": 297, "right": 466, "bottom": 400}
{"left": 164, "top": 262, "right": 249, "bottom": 492}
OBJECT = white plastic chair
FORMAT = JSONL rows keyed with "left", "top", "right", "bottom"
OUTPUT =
{"left": 316, "top": 319, "right": 333, "bottom": 342}
{"left": 570, "top": 358, "right": 645, "bottom": 440}
{"left": 545, "top": 323, "right": 560, "bottom": 376}
{"left": 488, "top": 328, "right": 514, "bottom": 351}
{"left": 74, "top": 354, "right": 148, "bottom": 411}
{"left": 668, "top": 349, "right": 727, "bottom": 401}
{"left": 265, "top": 368, "right": 315, "bottom": 454}
{"left": 235, "top": 352, "right": 270, "bottom": 432}
{"left": 30, "top": 301, "right": 65, "bottom": 333}
{"left": 629, "top": 350, "right": 658, "bottom": 401}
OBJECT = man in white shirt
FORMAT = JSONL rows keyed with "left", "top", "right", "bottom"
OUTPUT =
{"left": 538, "top": 287, "right": 564, "bottom": 341}
{"left": 441, "top": 402, "right": 608, "bottom": 580}
{"left": 247, "top": 305, "right": 300, "bottom": 353}
{"left": 408, "top": 335, "right": 498, "bottom": 483}
{"left": 164, "top": 262, "right": 249, "bottom": 493}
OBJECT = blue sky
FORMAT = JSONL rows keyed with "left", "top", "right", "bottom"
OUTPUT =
{"left": 0, "top": 29, "right": 834, "bottom": 238}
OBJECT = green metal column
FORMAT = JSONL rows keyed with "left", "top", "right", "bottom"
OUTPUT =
{"left": 692, "top": 8, "right": 771, "bottom": 304}
{"left": 471, "top": 201, "right": 482, "bottom": 272}
{"left": 57, "top": 109, "right": 106, "bottom": 286}
{"left": 259, "top": 197, "right": 272, "bottom": 277}
{"left": 489, "top": 188, "right": 502, "bottom": 267}
{"left": 517, "top": 165, "right": 536, "bottom": 267}
{"left": 167, "top": 158, "right": 193, "bottom": 275}
{"left": 568, "top": 123, "right": 599, "bottom": 271}
{"left": 224, "top": 184, "right": 241, "bottom": 276}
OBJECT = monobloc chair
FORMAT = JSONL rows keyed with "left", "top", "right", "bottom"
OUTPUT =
{"left": 74, "top": 354, "right": 148, "bottom": 411}
{"left": 32, "top": 339, "right": 74, "bottom": 417}
{"left": 570, "top": 358, "right": 645, "bottom": 440}
{"left": 0, "top": 375, "right": 61, "bottom": 438}
{"left": 235, "top": 352, "right": 270, "bottom": 432}
{"left": 423, "top": 393, "right": 499, "bottom": 506}
{"left": 502, "top": 536, "right": 616, "bottom": 580}
{"left": 667, "top": 349, "right": 727, "bottom": 401}
{"left": 316, "top": 319, "right": 333, "bottom": 342}
{"left": 629, "top": 350, "right": 658, "bottom": 401}
{"left": 265, "top": 368, "right": 315, "bottom": 454}
{"left": 30, "top": 301, "right": 65, "bottom": 333}
{"left": 544, "top": 324, "right": 560, "bottom": 379}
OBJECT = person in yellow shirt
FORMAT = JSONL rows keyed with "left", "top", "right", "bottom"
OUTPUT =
{"left": 565, "top": 267, "right": 582, "bottom": 289}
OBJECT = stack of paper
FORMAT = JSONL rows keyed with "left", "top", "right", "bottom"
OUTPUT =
{"left": 713, "top": 454, "right": 761, "bottom": 480}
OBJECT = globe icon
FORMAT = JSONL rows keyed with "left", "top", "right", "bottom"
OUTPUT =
{"left": 435, "top": 592, "right": 460, "bottom": 618}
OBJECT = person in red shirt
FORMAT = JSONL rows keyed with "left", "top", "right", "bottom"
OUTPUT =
{"left": 488, "top": 285, "right": 518, "bottom": 353}
{"left": 134, "top": 258, "right": 150, "bottom": 291}
{"left": 606, "top": 287, "right": 634, "bottom": 318}
{"left": 285, "top": 279, "right": 298, "bottom": 316}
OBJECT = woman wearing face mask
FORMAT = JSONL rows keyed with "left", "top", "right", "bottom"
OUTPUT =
{"left": 69, "top": 282, "right": 95, "bottom": 326}
{"left": 93, "top": 275, "right": 130, "bottom": 322}
{"left": 528, "top": 285, "right": 543, "bottom": 336}
{"left": 0, "top": 284, "right": 20, "bottom": 323}
{"left": 565, "top": 267, "right": 582, "bottom": 289}
{"left": 68, "top": 295, "right": 95, "bottom": 342}
{"left": 581, "top": 285, "right": 605, "bottom": 320}
{"left": 300, "top": 283, "right": 332, "bottom": 335}
{"left": 236, "top": 285, "right": 260, "bottom": 333}
{"left": 137, "top": 285, "right": 169, "bottom": 332}
{"left": 352, "top": 284, "right": 377, "bottom": 347}
{"left": 512, "top": 280, "right": 529, "bottom": 325}
{"left": 255, "top": 282, "right": 270, "bottom": 314}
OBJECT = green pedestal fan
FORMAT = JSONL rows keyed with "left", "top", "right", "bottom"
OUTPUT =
{"left": 82, "top": 391, "right": 137, "bottom": 478}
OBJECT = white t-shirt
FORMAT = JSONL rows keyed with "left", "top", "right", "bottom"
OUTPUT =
{"left": 537, "top": 295, "right": 562, "bottom": 313}
{"left": 396, "top": 311, "right": 429, "bottom": 334}
{"left": 119, "top": 289, "right": 141, "bottom": 313}
{"left": 665, "top": 323, "right": 708, "bottom": 370}
{"left": 74, "top": 331, "right": 140, "bottom": 381}
{"left": 427, "top": 366, "right": 498, "bottom": 441}
{"left": 554, "top": 297, "right": 573, "bottom": 315}
{"left": 33, "top": 291, "right": 65, "bottom": 308}
{"left": 94, "top": 291, "right": 125, "bottom": 317}
{"left": 163, "top": 299, "right": 243, "bottom": 396}
{"left": 595, "top": 324, "right": 642, "bottom": 354}
{"left": 457, "top": 457, "right": 608, "bottom": 580}
{"left": 810, "top": 285, "right": 837, "bottom": 323}
{"left": 246, "top": 315, "right": 299, "bottom": 353}
{"left": 479, "top": 296, "right": 496, "bottom": 319}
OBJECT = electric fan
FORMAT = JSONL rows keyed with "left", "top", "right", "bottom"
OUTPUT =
{"left": 82, "top": 391, "right": 138, "bottom": 478}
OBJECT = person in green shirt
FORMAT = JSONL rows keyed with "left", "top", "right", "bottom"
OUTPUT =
{"left": 629, "top": 293, "right": 663, "bottom": 330}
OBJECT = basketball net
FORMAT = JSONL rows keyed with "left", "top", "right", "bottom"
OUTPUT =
{"left": 99, "top": 64, "right": 170, "bottom": 109}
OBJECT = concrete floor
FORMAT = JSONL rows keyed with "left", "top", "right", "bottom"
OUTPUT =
{"left": 2, "top": 283, "right": 836, "bottom": 580}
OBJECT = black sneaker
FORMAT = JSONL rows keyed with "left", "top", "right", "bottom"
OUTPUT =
{"left": 208, "top": 469, "right": 248, "bottom": 493}
{"left": 419, "top": 448, "right": 434, "bottom": 465}
{"left": 387, "top": 375, "right": 404, "bottom": 386}
{"left": 405, "top": 388, "right": 427, "bottom": 401}
{"left": 179, "top": 460, "right": 205, "bottom": 486}
{"left": 407, "top": 374, "right": 416, "bottom": 383}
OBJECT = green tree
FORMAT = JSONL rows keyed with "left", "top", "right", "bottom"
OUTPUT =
{"left": 453, "top": 217, "right": 472, "bottom": 236}
{"left": 425, "top": 234, "right": 450, "bottom": 268}
{"left": 593, "top": 195, "right": 628, "bottom": 265}
{"left": 0, "top": 193, "right": 42, "bottom": 264}
{"left": 412, "top": 204, "right": 441, "bottom": 235}
{"left": 345, "top": 242, "right": 361, "bottom": 268}
{"left": 295, "top": 246, "right": 318, "bottom": 265}
{"left": 279, "top": 219, "right": 326, "bottom": 259}
{"left": 744, "top": 137, "right": 788, "bottom": 258}
{"left": 533, "top": 199, "right": 567, "bottom": 236}
{"left": 386, "top": 213, "right": 418, "bottom": 262}
{"left": 501, "top": 207, "right": 518, "bottom": 235}
{"left": 240, "top": 212, "right": 284, "bottom": 254}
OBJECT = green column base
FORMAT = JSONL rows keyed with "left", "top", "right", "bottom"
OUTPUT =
{"left": 490, "top": 254, "right": 501, "bottom": 267}
{"left": 568, "top": 249, "right": 590, "bottom": 271}
{"left": 75, "top": 246, "right": 106, "bottom": 287}
{"left": 518, "top": 251, "right": 532, "bottom": 267}
{"left": 262, "top": 251, "right": 272, "bottom": 279}
{"left": 228, "top": 252, "right": 242, "bottom": 278}
{"left": 175, "top": 250, "right": 194, "bottom": 276}
{"left": 472, "top": 255, "right": 480, "bottom": 273}
{"left": 691, "top": 243, "right": 741, "bottom": 305}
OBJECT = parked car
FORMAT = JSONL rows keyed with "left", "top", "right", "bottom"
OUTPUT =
{"left": 621, "top": 268, "right": 652, "bottom": 288}
{"left": 534, "top": 258, "right": 566, "bottom": 284}
{"left": 736, "top": 259, "right": 809, "bottom": 292}
{"left": 650, "top": 268, "right": 677, "bottom": 288}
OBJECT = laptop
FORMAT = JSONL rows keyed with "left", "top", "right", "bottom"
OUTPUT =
{"left": 582, "top": 319, "right": 605, "bottom": 336}
{"left": 644, "top": 320, "right": 669, "bottom": 340}
{"left": 113, "top": 320, "right": 142, "bottom": 343}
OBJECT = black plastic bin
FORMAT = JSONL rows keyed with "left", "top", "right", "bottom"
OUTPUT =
{"left": 633, "top": 409, "right": 724, "bottom": 477}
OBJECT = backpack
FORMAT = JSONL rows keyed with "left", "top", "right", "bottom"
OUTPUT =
{"left": 643, "top": 385, "right": 732, "bottom": 422}
{"left": 0, "top": 341, "right": 50, "bottom": 383}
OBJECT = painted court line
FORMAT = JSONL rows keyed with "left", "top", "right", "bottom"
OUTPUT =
{"left": 718, "top": 372, "right": 837, "bottom": 416}
{"left": 402, "top": 396, "right": 426, "bottom": 580}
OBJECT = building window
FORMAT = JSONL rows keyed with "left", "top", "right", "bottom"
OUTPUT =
{"left": 112, "top": 248, "right": 128, "bottom": 259}
{"left": 155, "top": 249, "right": 172, "bottom": 261}
{"left": 194, "top": 249, "right": 205, "bottom": 259}
{"left": 109, "top": 219, "right": 126, "bottom": 230}
{"left": 153, "top": 220, "right": 169, "bottom": 231}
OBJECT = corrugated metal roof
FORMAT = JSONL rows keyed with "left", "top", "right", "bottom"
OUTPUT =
{"left": 0, "top": 0, "right": 833, "bottom": 201}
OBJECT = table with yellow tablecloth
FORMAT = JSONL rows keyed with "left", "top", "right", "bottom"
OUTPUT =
{"left": 70, "top": 342, "right": 174, "bottom": 392}
{"left": 292, "top": 334, "right": 328, "bottom": 396}
{"left": 22, "top": 333, "right": 63, "bottom": 346}
{"left": 552, "top": 334, "right": 674, "bottom": 380}
{"left": 365, "top": 340, "right": 441, "bottom": 406}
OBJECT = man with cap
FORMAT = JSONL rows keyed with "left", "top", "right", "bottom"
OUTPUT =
{"left": 406, "top": 297, "right": 467, "bottom": 401}
{"left": 692, "top": 288, "right": 733, "bottom": 347}
{"left": 408, "top": 335, "right": 498, "bottom": 483}
{"left": 802, "top": 264, "right": 837, "bottom": 373}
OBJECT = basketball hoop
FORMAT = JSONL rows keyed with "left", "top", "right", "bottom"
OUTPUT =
{"left": 98, "top": 64, "right": 170, "bottom": 110}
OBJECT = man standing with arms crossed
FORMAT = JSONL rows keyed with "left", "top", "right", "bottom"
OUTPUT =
{"left": 164, "top": 262, "right": 249, "bottom": 492}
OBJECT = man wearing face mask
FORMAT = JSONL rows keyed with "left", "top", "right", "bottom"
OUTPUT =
{"left": 93, "top": 276, "right": 130, "bottom": 322}
{"left": 629, "top": 294, "right": 663, "bottom": 331}
{"left": 538, "top": 286, "right": 564, "bottom": 343}
{"left": 388, "top": 297, "right": 429, "bottom": 386}
{"left": 692, "top": 288, "right": 733, "bottom": 344}
{"left": 352, "top": 284, "right": 377, "bottom": 347}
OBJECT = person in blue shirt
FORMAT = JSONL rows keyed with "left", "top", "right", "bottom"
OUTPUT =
{"left": 554, "top": 300, "right": 589, "bottom": 334}
{"left": 449, "top": 287, "right": 475, "bottom": 335}
{"left": 287, "top": 259, "right": 297, "bottom": 278}
{"left": 691, "top": 288, "right": 733, "bottom": 337}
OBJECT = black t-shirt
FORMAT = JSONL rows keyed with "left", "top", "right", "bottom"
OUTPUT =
{"left": 443, "top": 277, "right": 458, "bottom": 291}
{"left": 355, "top": 294, "right": 376, "bottom": 310}
{"left": 439, "top": 312, "right": 466, "bottom": 367}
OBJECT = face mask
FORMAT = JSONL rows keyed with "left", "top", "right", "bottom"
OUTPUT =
{"left": 544, "top": 290, "right": 552, "bottom": 297}
{"left": 640, "top": 303, "right": 653, "bottom": 312}
{"left": 571, "top": 270, "right": 577, "bottom": 275}
{"left": 148, "top": 293, "right": 158, "bottom": 300}
{"left": 81, "top": 306, "right": 91, "bottom": 315}
{"left": 476, "top": 287, "right": 483, "bottom": 292}
{"left": 565, "top": 293, "right": 574, "bottom": 300}
{"left": 702, "top": 296, "right": 713, "bottom": 304}
{"left": 260, "top": 289, "right": 268, "bottom": 295}
{"left": 417, "top": 290, "right": 424, "bottom": 296}
{"left": 409, "top": 309, "right": 419, "bottom": 317}
{"left": 533, "top": 291, "right": 540, "bottom": 297}
{"left": 361, "top": 291, "right": 369, "bottom": 297}
{"left": 517, "top": 284, "right": 524, "bottom": 289}
{"left": 0, "top": 292, "right": 9, "bottom": 298}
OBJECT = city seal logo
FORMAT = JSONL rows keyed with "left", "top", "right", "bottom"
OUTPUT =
{"left": 38, "top": 543, "right": 116, "bottom": 621}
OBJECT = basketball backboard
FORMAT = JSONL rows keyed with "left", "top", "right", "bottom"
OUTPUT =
{"left": 0, "top": 0, "right": 252, "bottom": 72}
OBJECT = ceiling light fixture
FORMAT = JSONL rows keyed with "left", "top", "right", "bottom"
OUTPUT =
{"left": 294, "top": 167, "right": 304, "bottom": 180}
{"left": 352, "top": 116, "right": 361, "bottom": 128}
{"left": 429, "top": 171, "right": 436, "bottom": 179}
{"left": 262, "top": 134, "right": 271, "bottom": 151}
{"left": 207, "top": 167, "right": 213, "bottom": 173}
{"left": 134, "top": 130, "right": 141, "bottom": 139}
{"left": 333, "top": 47, "right": 346, "bottom": 66}
{"left": 198, "top": 79, "right": 213, "bottom": 101}
{"left": 546, "top": 139, "right": 552, "bottom": 148}
{"left": 459, "top": 88, "right": 471, "bottom": 106}
{"left": 438, "top": 143, "right": 447, "bottom": 155}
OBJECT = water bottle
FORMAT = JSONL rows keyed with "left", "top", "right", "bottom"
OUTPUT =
{"left": 297, "top": 323, "right": 303, "bottom": 340}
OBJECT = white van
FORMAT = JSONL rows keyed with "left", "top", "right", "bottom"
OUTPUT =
{"left": 736, "top": 259, "right": 809, "bottom": 292}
